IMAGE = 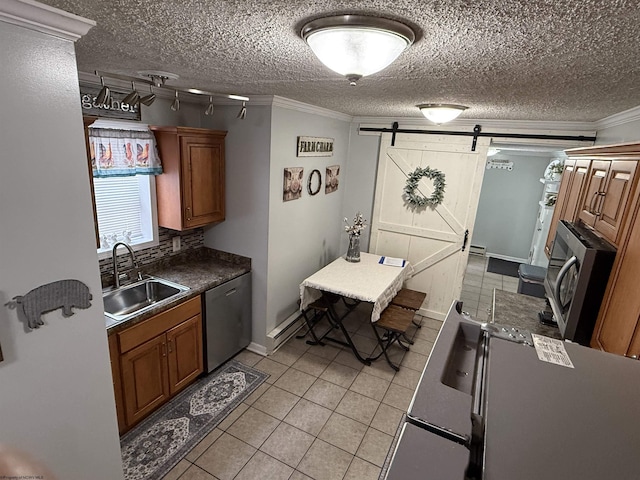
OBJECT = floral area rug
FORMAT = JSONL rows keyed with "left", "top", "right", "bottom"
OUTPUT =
{"left": 120, "top": 360, "right": 268, "bottom": 480}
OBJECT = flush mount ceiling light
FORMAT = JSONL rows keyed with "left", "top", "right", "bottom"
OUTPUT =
{"left": 417, "top": 104, "right": 468, "bottom": 124}
{"left": 301, "top": 15, "right": 415, "bottom": 86}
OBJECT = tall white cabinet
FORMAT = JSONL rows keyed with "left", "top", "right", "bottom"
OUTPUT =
{"left": 529, "top": 178, "right": 560, "bottom": 267}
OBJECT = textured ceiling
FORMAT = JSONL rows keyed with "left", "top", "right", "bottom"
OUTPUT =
{"left": 40, "top": 0, "right": 640, "bottom": 121}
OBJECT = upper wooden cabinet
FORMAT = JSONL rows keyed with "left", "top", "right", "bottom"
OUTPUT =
{"left": 151, "top": 126, "right": 227, "bottom": 230}
{"left": 545, "top": 159, "right": 590, "bottom": 256}
{"left": 578, "top": 160, "right": 637, "bottom": 245}
{"left": 556, "top": 142, "right": 640, "bottom": 356}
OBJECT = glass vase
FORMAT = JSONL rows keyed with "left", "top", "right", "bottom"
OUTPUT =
{"left": 346, "top": 234, "right": 361, "bottom": 263}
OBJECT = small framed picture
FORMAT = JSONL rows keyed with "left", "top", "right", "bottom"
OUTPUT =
{"left": 326, "top": 165, "right": 340, "bottom": 194}
{"left": 283, "top": 167, "right": 304, "bottom": 201}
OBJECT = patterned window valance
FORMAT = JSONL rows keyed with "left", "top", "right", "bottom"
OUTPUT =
{"left": 89, "top": 127, "right": 163, "bottom": 177}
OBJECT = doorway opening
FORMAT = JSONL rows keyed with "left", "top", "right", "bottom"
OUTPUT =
{"left": 460, "top": 143, "right": 569, "bottom": 321}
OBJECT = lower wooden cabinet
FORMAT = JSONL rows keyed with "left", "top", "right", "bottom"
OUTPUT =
{"left": 108, "top": 296, "right": 203, "bottom": 433}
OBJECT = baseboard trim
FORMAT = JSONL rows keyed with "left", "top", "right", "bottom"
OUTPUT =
{"left": 246, "top": 342, "right": 267, "bottom": 356}
{"left": 419, "top": 308, "right": 446, "bottom": 321}
{"left": 486, "top": 253, "right": 529, "bottom": 264}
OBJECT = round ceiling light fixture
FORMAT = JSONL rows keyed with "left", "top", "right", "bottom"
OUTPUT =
{"left": 301, "top": 15, "right": 415, "bottom": 86}
{"left": 417, "top": 104, "right": 468, "bottom": 124}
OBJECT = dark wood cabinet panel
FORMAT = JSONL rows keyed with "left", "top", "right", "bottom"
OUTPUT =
{"left": 120, "top": 334, "right": 169, "bottom": 426}
{"left": 110, "top": 296, "right": 203, "bottom": 433}
{"left": 152, "top": 126, "right": 226, "bottom": 231}
{"left": 167, "top": 314, "right": 203, "bottom": 396}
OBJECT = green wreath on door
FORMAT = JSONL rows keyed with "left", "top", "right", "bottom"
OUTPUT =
{"left": 403, "top": 166, "right": 446, "bottom": 208}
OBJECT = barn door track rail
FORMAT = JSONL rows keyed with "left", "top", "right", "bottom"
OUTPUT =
{"left": 359, "top": 122, "right": 597, "bottom": 151}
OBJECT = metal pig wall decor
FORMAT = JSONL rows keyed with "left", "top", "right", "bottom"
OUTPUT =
{"left": 5, "top": 279, "right": 92, "bottom": 329}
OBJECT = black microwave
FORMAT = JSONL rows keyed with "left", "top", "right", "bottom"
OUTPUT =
{"left": 544, "top": 221, "right": 616, "bottom": 345}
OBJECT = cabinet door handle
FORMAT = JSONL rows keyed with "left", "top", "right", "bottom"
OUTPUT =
{"left": 185, "top": 207, "right": 192, "bottom": 220}
{"left": 167, "top": 339, "right": 173, "bottom": 353}
{"left": 161, "top": 342, "right": 167, "bottom": 357}
{"left": 588, "top": 191, "right": 599, "bottom": 213}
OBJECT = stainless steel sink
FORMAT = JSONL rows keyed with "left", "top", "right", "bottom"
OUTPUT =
{"left": 103, "top": 276, "right": 190, "bottom": 323}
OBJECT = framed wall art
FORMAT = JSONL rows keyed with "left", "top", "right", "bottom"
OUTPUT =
{"left": 325, "top": 165, "right": 340, "bottom": 194}
{"left": 283, "top": 167, "right": 304, "bottom": 201}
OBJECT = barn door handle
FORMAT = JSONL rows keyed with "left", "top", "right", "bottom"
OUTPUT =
{"left": 461, "top": 229, "right": 469, "bottom": 251}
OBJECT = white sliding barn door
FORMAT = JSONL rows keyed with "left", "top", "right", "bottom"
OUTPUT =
{"left": 370, "top": 133, "right": 490, "bottom": 320}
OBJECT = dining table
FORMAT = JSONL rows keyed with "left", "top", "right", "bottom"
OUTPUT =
{"left": 299, "top": 252, "right": 414, "bottom": 364}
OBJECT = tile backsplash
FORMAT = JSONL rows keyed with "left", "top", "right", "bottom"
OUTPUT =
{"left": 99, "top": 227, "right": 204, "bottom": 278}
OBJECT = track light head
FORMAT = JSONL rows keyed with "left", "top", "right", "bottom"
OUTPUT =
{"left": 205, "top": 96, "right": 214, "bottom": 116}
{"left": 95, "top": 76, "right": 111, "bottom": 107}
{"left": 170, "top": 90, "right": 180, "bottom": 111}
{"left": 139, "top": 86, "right": 156, "bottom": 106}
{"left": 122, "top": 81, "right": 139, "bottom": 106}
{"left": 237, "top": 101, "right": 247, "bottom": 120}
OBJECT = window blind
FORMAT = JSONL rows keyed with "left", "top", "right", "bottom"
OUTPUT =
{"left": 94, "top": 176, "right": 144, "bottom": 243}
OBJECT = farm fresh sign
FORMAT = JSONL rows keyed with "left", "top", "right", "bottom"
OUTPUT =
{"left": 79, "top": 83, "right": 141, "bottom": 121}
{"left": 297, "top": 136, "right": 334, "bottom": 157}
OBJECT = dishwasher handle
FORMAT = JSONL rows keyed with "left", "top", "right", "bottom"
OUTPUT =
{"left": 225, "top": 288, "right": 237, "bottom": 296}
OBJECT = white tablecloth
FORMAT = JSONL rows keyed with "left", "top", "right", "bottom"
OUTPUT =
{"left": 300, "top": 252, "right": 414, "bottom": 322}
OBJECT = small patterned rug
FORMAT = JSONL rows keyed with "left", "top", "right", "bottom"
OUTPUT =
{"left": 120, "top": 360, "right": 268, "bottom": 480}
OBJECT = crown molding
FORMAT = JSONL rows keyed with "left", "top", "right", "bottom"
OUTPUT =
{"left": 594, "top": 105, "right": 640, "bottom": 130}
{"left": 0, "top": 0, "right": 95, "bottom": 42}
{"left": 253, "top": 95, "right": 352, "bottom": 122}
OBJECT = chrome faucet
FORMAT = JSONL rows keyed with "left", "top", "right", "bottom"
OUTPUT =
{"left": 112, "top": 242, "right": 143, "bottom": 288}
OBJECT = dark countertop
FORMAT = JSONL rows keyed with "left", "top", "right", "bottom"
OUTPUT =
{"left": 105, "top": 247, "right": 251, "bottom": 334}
{"left": 491, "top": 289, "right": 562, "bottom": 339}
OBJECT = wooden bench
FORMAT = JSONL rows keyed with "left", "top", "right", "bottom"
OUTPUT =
{"left": 368, "top": 305, "right": 415, "bottom": 371}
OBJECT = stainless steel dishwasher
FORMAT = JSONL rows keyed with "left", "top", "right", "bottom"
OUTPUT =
{"left": 203, "top": 272, "right": 252, "bottom": 373}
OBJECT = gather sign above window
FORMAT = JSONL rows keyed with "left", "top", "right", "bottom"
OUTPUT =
{"left": 79, "top": 83, "right": 141, "bottom": 121}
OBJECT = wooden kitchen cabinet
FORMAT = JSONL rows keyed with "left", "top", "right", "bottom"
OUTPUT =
{"left": 545, "top": 159, "right": 590, "bottom": 256}
{"left": 151, "top": 126, "right": 227, "bottom": 230}
{"left": 167, "top": 315, "right": 203, "bottom": 395}
{"left": 108, "top": 333, "right": 126, "bottom": 433}
{"left": 121, "top": 334, "right": 169, "bottom": 426}
{"left": 578, "top": 160, "right": 637, "bottom": 245}
{"left": 111, "top": 296, "right": 203, "bottom": 432}
{"left": 557, "top": 142, "right": 640, "bottom": 356}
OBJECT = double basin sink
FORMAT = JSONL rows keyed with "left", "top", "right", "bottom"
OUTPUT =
{"left": 103, "top": 276, "right": 190, "bottom": 324}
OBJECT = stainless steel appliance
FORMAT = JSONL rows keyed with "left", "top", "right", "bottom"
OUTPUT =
{"left": 203, "top": 272, "right": 252, "bottom": 373}
{"left": 544, "top": 220, "right": 615, "bottom": 345}
{"left": 384, "top": 304, "right": 640, "bottom": 480}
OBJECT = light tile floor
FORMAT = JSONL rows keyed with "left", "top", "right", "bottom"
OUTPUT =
{"left": 459, "top": 255, "right": 519, "bottom": 321}
{"left": 158, "top": 255, "right": 509, "bottom": 480}
{"left": 160, "top": 303, "right": 442, "bottom": 480}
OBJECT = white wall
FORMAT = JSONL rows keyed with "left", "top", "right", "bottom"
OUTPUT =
{"left": 201, "top": 104, "right": 272, "bottom": 349}
{"left": 472, "top": 154, "right": 551, "bottom": 260}
{"left": 342, "top": 126, "right": 381, "bottom": 252}
{"left": 266, "top": 106, "right": 351, "bottom": 333}
{"left": 0, "top": 20, "right": 124, "bottom": 480}
{"left": 595, "top": 118, "right": 640, "bottom": 145}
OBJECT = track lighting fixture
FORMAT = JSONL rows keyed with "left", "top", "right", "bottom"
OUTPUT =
{"left": 92, "top": 70, "right": 249, "bottom": 114}
{"left": 96, "top": 76, "right": 111, "bottom": 107}
{"left": 237, "top": 101, "right": 247, "bottom": 120}
{"left": 205, "top": 96, "right": 214, "bottom": 116}
{"left": 122, "top": 81, "right": 139, "bottom": 106}
{"left": 170, "top": 90, "right": 180, "bottom": 111}
{"left": 139, "top": 86, "right": 156, "bottom": 106}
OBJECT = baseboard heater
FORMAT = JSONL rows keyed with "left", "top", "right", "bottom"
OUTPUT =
{"left": 469, "top": 245, "right": 486, "bottom": 256}
{"left": 266, "top": 310, "right": 306, "bottom": 352}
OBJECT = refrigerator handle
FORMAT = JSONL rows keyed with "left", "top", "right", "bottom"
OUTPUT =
{"left": 555, "top": 255, "right": 578, "bottom": 310}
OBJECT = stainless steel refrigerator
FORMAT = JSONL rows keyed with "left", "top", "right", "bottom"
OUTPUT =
{"left": 384, "top": 303, "right": 640, "bottom": 479}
